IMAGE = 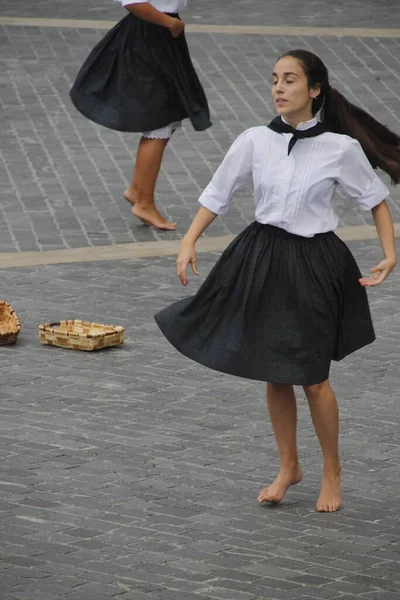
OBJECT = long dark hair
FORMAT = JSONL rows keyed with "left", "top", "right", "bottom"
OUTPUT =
{"left": 280, "top": 49, "right": 400, "bottom": 184}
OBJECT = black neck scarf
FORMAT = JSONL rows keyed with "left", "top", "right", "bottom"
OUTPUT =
{"left": 268, "top": 116, "right": 329, "bottom": 155}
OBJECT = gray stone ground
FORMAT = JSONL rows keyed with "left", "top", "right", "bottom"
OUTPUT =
{"left": 1, "top": 1, "right": 400, "bottom": 251}
{"left": 1, "top": 0, "right": 400, "bottom": 599}
{"left": 1, "top": 241, "right": 400, "bottom": 600}
{"left": 1, "top": 0, "right": 400, "bottom": 28}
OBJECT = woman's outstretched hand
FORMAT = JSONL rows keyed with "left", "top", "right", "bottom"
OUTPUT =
{"left": 359, "top": 257, "right": 396, "bottom": 287}
{"left": 175, "top": 208, "right": 217, "bottom": 285}
{"left": 176, "top": 241, "right": 198, "bottom": 287}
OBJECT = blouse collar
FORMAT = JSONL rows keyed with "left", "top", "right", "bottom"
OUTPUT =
{"left": 281, "top": 116, "right": 319, "bottom": 131}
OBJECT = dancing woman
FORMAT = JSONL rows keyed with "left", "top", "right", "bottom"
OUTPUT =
{"left": 70, "top": 0, "right": 212, "bottom": 230}
{"left": 155, "top": 50, "right": 399, "bottom": 511}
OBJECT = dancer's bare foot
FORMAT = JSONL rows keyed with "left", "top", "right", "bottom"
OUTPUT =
{"left": 317, "top": 471, "right": 341, "bottom": 512}
{"left": 123, "top": 189, "right": 136, "bottom": 205}
{"left": 132, "top": 203, "right": 177, "bottom": 230}
{"left": 258, "top": 465, "right": 302, "bottom": 504}
{"left": 123, "top": 189, "right": 152, "bottom": 225}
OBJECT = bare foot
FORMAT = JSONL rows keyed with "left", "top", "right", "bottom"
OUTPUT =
{"left": 123, "top": 190, "right": 152, "bottom": 225}
{"left": 132, "top": 203, "right": 177, "bottom": 230}
{"left": 258, "top": 465, "right": 302, "bottom": 504}
{"left": 317, "top": 472, "right": 341, "bottom": 512}
{"left": 123, "top": 189, "right": 136, "bottom": 205}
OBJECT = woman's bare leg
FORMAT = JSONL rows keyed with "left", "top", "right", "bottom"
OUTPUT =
{"left": 303, "top": 380, "right": 341, "bottom": 512}
{"left": 124, "top": 137, "right": 176, "bottom": 230}
{"left": 258, "top": 382, "right": 302, "bottom": 504}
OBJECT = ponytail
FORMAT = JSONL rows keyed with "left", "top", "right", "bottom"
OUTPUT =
{"left": 280, "top": 50, "right": 400, "bottom": 184}
{"left": 323, "top": 87, "right": 400, "bottom": 184}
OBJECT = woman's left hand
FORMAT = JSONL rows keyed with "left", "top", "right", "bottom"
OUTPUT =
{"left": 359, "top": 258, "right": 397, "bottom": 287}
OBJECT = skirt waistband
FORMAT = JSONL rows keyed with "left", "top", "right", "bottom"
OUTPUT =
{"left": 253, "top": 221, "right": 334, "bottom": 241}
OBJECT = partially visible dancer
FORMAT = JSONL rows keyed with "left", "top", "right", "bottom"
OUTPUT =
{"left": 155, "top": 50, "right": 399, "bottom": 512}
{"left": 70, "top": 0, "right": 212, "bottom": 230}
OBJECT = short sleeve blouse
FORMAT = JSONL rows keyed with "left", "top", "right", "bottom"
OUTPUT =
{"left": 198, "top": 119, "right": 390, "bottom": 238}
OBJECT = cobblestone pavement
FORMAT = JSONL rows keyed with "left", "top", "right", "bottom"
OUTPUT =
{"left": 1, "top": 0, "right": 400, "bottom": 28}
{"left": 1, "top": 1, "right": 400, "bottom": 599}
{"left": 1, "top": 1, "right": 400, "bottom": 251}
{"left": 0, "top": 239, "right": 400, "bottom": 600}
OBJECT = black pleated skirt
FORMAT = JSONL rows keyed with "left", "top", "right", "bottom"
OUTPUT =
{"left": 155, "top": 222, "right": 375, "bottom": 386}
{"left": 70, "top": 13, "right": 212, "bottom": 133}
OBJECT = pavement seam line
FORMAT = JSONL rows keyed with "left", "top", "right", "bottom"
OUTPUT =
{"left": 0, "top": 224, "right": 399, "bottom": 268}
{"left": 1, "top": 17, "right": 400, "bottom": 37}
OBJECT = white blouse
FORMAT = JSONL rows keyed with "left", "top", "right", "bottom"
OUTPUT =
{"left": 118, "top": 0, "right": 187, "bottom": 11}
{"left": 198, "top": 117, "right": 389, "bottom": 238}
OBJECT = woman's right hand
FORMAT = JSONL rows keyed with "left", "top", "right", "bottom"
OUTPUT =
{"left": 176, "top": 240, "right": 198, "bottom": 287}
{"left": 169, "top": 18, "right": 185, "bottom": 38}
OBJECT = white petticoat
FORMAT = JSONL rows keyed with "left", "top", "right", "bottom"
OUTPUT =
{"left": 142, "top": 121, "right": 182, "bottom": 139}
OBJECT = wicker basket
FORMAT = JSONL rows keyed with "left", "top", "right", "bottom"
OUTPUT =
{"left": 0, "top": 301, "right": 21, "bottom": 346}
{"left": 39, "top": 320, "right": 124, "bottom": 351}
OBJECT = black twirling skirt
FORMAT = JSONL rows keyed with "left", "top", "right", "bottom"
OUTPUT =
{"left": 155, "top": 222, "right": 376, "bottom": 386}
{"left": 70, "top": 13, "right": 212, "bottom": 133}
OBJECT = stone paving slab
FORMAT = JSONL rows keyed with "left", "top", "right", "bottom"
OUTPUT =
{"left": 1, "top": 20, "right": 400, "bottom": 252}
{"left": 1, "top": 0, "right": 400, "bottom": 28}
{"left": 2, "top": 19, "right": 400, "bottom": 38}
{"left": 0, "top": 223, "right": 399, "bottom": 269}
{"left": 0, "top": 239, "right": 399, "bottom": 599}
